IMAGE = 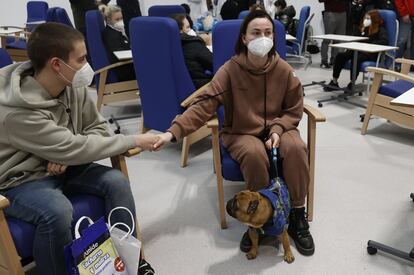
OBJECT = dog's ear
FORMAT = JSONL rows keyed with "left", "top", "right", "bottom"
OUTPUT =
{"left": 247, "top": 200, "right": 259, "bottom": 214}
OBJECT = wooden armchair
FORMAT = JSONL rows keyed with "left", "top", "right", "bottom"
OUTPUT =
{"left": 361, "top": 58, "right": 414, "bottom": 135}
{"left": 208, "top": 105, "right": 326, "bottom": 229}
{"left": 0, "top": 149, "right": 143, "bottom": 275}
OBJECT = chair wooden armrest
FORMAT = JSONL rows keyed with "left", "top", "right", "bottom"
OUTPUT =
{"left": 94, "top": 60, "right": 134, "bottom": 75}
{"left": 180, "top": 82, "right": 210, "bottom": 108}
{"left": 124, "top": 148, "right": 141, "bottom": 157}
{"left": 304, "top": 104, "right": 326, "bottom": 123}
{"left": 395, "top": 58, "right": 414, "bottom": 66}
{"left": 367, "top": 66, "right": 414, "bottom": 83}
{"left": 0, "top": 194, "right": 10, "bottom": 210}
{"left": 206, "top": 117, "right": 219, "bottom": 129}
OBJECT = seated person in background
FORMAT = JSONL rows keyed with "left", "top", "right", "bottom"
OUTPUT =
{"left": 0, "top": 23, "right": 157, "bottom": 275}
{"left": 158, "top": 9, "right": 315, "bottom": 257}
{"left": 98, "top": 3, "right": 135, "bottom": 81}
{"left": 274, "top": 0, "right": 296, "bottom": 35}
{"left": 171, "top": 14, "right": 213, "bottom": 89}
{"left": 181, "top": 3, "right": 194, "bottom": 28}
{"left": 325, "top": 9, "right": 388, "bottom": 91}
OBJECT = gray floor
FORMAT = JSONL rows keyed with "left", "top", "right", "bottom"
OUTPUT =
{"left": 28, "top": 55, "right": 414, "bottom": 275}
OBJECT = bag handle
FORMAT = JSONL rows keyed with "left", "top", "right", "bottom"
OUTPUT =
{"left": 110, "top": 222, "right": 132, "bottom": 241}
{"left": 108, "top": 206, "right": 135, "bottom": 235}
{"left": 74, "top": 216, "right": 93, "bottom": 239}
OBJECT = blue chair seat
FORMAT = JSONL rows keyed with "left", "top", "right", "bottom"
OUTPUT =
{"left": 6, "top": 40, "right": 27, "bottom": 50}
{"left": 378, "top": 79, "right": 414, "bottom": 98}
{"left": 220, "top": 143, "right": 243, "bottom": 181}
{"left": 7, "top": 194, "right": 105, "bottom": 260}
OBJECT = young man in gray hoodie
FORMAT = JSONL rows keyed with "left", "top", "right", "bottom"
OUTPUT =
{"left": 0, "top": 23, "right": 156, "bottom": 274}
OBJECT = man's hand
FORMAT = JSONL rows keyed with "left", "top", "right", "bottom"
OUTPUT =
{"left": 47, "top": 162, "right": 68, "bottom": 176}
{"left": 153, "top": 132, "right": 173, "bottom": 151}
{"left": 403, "top": 15, "right": 411, "bottom": 24}
{"left": 134, "top": 133, "right": 160, "bottom": 151}
{"left": 265, "top": 133, "right": 280, "bottom": 150}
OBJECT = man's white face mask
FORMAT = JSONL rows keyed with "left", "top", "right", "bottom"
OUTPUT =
{"left": 247, "top": 36, "right": 274, "bottom": 57}
{"left": 58, "top": 59, "right": 94, "bottom": 88}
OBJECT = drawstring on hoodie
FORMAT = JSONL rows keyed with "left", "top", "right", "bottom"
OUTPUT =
{"left": 58, "top": 92, "right": 76, "bottom": 134}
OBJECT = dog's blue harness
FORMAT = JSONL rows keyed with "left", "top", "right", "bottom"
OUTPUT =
{"left": 257, "top": 148, "right": 291, "bottom": 236}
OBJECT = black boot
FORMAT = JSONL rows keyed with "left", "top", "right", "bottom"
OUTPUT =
{"left": 288, "top": 207, "right": 315, "bottom": 256}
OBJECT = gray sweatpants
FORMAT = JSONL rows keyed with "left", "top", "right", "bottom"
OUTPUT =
{"left": 321, "top": 11, "right": 347, "bottom": 64}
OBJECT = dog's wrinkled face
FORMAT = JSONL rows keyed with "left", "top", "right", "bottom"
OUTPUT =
{"left": 226, "top": 190, "right": 272, "bottom": 228}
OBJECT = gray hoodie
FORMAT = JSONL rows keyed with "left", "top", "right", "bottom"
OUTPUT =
{"left": 0, "top": 62, "right": 136, "bottom": 190}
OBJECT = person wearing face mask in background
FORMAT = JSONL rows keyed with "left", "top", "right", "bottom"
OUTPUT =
{"left": 171, "top": 13, "right": 214, "bottom": 89}
{"left": 325, "top": 9, "right": 388, "bottom": 91}
{"left": 98, "top": 3, "right": 136, "bottom": 81}
{"left": 159, "top": 9, "right": 315, "bottom": 257}
{"left": 0, "top": 23, "right": 158, "bottom": 275}
{"left": 273, "top": 0, "right": 296, "bottom": 35}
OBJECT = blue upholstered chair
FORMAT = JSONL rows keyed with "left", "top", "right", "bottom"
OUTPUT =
{"left": 238, "top": 10, "right": 249, "bottom": 19}
{"left": 45, "top": 7, "right": 59, "bottom": 23}
{"left": 26, "top": 1, "right": 49, "bottom": 30}
{"left": 148, "top": 5, "right": 186, "bottom": 17}
{"left": 209, "top": 19, "right": 325, "bottom": 229}
{"left": 0, "top": 50, "right": 141, "bottom": 274}
{"left": 85, "top": 10, "right": 139, "bottom": 114}
{"left": 0, "top": 48, "right": 12, "bottom": 68}
{"left": 361, "top": 58, "right": 414, "bottom": 134}
{"left": 55, "top": 8, "right": 74, "bottom": 28}
{"left": 129, "top": 16, "right": 212, "bottom": 167}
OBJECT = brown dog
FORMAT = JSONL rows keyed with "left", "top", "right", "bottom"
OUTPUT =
{"left": 226, "top": 190, "right": 295, "bottom": 263}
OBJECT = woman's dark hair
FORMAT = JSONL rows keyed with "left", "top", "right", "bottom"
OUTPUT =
{"left": 170, "top": 13, "right": 187, "bottom": 31}
{"left": 181, "top": 3, "right": 190, "bottom": 14}
{"left": 235, "top": 9, "right": 276, "bottom": 57}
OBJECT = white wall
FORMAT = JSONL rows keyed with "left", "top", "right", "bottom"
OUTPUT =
{"left": 0, "top": 0, "right": 325, "bottom": 34}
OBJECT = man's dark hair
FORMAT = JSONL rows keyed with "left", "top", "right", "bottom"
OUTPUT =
{"left": 27, "top": 23, "right": 84, "bottom": 72}
{"left": 235, "top": 9, "right": 276, "bottom": 56}
{"left": 181, "top": 3, "right": 191, "bottom": 14}
{"left": 275, "top": 0, "right": 286, "bottom": 9}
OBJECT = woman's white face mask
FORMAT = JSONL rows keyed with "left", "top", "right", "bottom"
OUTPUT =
{"left": 363, "top": 18, "right": 372, "bottom": 27}
{"left": 186, "top": 29, "right": 197, "bottom": 36}
{"left": 247, "top": 36, "right": 274, "bottom": 57}
{"left": 112, "top": 20, "right": 125, "bottom": 33}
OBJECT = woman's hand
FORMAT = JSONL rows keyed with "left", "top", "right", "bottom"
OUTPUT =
{"left": 47, "top": 162, "right": 68, "bottom": 176}
{"left": 265, "top": 133, "right": 280, "bottom": 150}
{"left": 153, "top": 132, "right": 173, "bottom": 151}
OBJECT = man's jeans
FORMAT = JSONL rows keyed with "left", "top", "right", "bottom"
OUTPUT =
{"left": 397, "top": 18, "right": 414, "bottom": 59}
{"left": 2, "top": 163, "right": 136, "bottom": 275}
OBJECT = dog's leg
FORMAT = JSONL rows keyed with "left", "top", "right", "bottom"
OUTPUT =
{"left": 281, "top": 228, "right": 295, "bottom": 263}
{"left": 246, "top": 227, "right": 259, "bottom": 260}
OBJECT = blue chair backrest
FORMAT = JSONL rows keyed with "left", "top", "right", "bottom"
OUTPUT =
{"left": 129, "top": 17, "right": 195, "bottom": 132}
{"left": 85, "top": 10, "right": 118, "bottom": 84}
{"left": 212, "top": 19, "right": 286, "bottom": 74}
{"left": 378, "top": 9, "right": 397, "bottom": 67}
{"left": 148, "top": 5, "right": 186, "bottom": 17}
{"left": 294, "top": 6, "right": 310, "bottom": 54}
{"left": 238, "top": 10, "right": 249, "bottom": 19}
{"left": 46, "top": 7, "right": 59, "bottom": 22}
{"left": 26, "top": 1, "right": 49, "bottom": 22}
{"left": 56, "top": 8, "right": 74, "bottom": 27}
{"left": 0, "top": 49, "right": 12, "bottom": 68}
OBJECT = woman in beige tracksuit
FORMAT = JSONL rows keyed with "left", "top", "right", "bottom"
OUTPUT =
{"left": 155, "top": 8, "right": 315, "bottom": 256}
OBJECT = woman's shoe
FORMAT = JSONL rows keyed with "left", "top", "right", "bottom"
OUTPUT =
{"left": 323, "top": 80, "right": 339, "bottom": 91}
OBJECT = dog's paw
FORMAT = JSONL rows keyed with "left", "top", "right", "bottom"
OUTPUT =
{"left": 284, "top": 252, "right": 295, "bottom": 264}
{"left": 246, "top": 251, "right": 257, "bottom": 260}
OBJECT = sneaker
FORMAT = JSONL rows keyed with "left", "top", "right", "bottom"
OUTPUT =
{"left": 287, "top": 207, "right": 315, "bottom": 256}
{"left": 239, "top": 229, "right": 266, "bottom": 253}
{"left": 320, "top": 62, "right": 331, "bottom": 69}
{"left": 138, "top": 259, "right": 155, "bottom": 275}
{"left": 323, "top": 80, "right": 339, "bottom": 92}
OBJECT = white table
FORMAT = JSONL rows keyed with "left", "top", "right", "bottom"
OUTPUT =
{"left": 286, "top": 34, "right": 296, "bottom": 41}
{"left": 390, "top": 86, "right": 414, "bottom": 107}
{"left": 330, "top": 42, "right": 398, "bottom": 91}
{"left": 113, "top": 50, "right": 132, "bottom": 60}
{"left": 310, "top": 34, "right": 368, "bottom": 42}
